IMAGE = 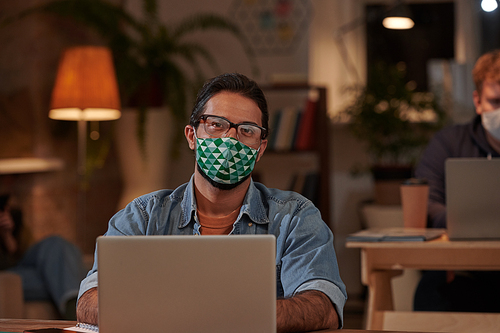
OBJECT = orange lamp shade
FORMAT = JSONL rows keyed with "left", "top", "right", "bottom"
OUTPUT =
{"left": 50, "top": 46, "right": 121, "bottom": 121}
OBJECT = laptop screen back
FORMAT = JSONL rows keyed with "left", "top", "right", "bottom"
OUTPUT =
{"left": 97, "top": 235, "right": 276, "bottom": 333}
{"left": 446, "top": 158, "right": 500, "bottom": 240}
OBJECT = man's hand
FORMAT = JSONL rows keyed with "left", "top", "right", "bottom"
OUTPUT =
{"left": 0, "top": 210, "right": 17, "bottom": 254}
{"left": 77, "top": 286, "right": 339, "bottom": 331}
{"left": 276, "top": 290, "right": 339, "bottom": 333}
{"left": 77, "top": 287, "right": 98, "bottom": 325}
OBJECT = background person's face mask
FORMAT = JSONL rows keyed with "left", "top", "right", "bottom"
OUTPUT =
{"left": 195, "top": 136, "right": 259, "bottom": 185}
{"left": 482, "top": 108, "right": 500, "bottom": 141}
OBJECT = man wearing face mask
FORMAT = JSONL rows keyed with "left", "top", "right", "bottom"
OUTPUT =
{"left": 413, "top": 49, "right": 500, "bottom": 312}
{"left": 76, "top": 73, "right": 347, "bottom": 332}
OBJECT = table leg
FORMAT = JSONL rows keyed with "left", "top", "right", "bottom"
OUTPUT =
{"left": 365, "top": 270, "right": 402, "bottom": 330}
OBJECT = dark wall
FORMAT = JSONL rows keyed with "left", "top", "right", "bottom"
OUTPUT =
{"left": 0, "top": 1, "right": 122, "bottom": 254}
{"left": 480, "top": 4, "right": 500, "bottom": 54}
{"left": 366, "top": 2, "right": 455, "bottom": 91}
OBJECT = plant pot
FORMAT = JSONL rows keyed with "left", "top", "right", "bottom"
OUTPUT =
{"left": 115, "top": 107, "right": 173, "bottom": 210}
{"left": 371, "top": 165, "right": 413, "bottom": 205}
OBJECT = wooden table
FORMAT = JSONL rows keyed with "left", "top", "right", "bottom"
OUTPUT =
{"left": 346, "top": 234, "right": 500, "bottom": 332}
{"left": 0, "top": 318, "right": 427, "bottom": 333}
{"left": 0, "top": 319, "right": 75, "bottom": 332}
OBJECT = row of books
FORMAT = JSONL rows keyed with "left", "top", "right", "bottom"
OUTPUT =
{"left": 252, "top": 170, "right": 320, "bottom": 205}
{"left": 267, "top": 96, "right": 318, "bottom": 151}
{"left": 289, "top": 172, "right": 320, "bottom": 206}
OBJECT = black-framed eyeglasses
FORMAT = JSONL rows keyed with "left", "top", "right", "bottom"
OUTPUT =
{"left": 197, "top": 114, "right": 267, "bottom": 147}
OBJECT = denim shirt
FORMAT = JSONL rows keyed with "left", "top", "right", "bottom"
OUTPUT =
{"left": 79, "top": 176, "right": 347, "bottom": 325}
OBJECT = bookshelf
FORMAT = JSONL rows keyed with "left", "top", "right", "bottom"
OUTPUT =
{"left": 255, "top": 85, "right": 331, "bottom": 230}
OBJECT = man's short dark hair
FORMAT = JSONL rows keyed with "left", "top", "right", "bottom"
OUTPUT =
{"left": 189, "top": 73, "right": 269, "bottom": 138}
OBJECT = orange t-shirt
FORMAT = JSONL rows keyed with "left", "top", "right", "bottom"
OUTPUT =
{"left": 197, "top": 208, "right": 240, "bottom": 235}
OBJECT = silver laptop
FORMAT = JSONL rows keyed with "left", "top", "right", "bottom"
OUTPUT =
{"left": 446, "top": 158, "right": 500, "bottom": 240}
{"left": 97, "top": 235, "right": 276, "bottom": 333}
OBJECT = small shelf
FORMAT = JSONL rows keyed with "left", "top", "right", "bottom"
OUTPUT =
{"left": 258, "top": 85, "right": 332, "bottom": 229}
{"left": 0, "top": 157, "right": 64, "bottom": 175}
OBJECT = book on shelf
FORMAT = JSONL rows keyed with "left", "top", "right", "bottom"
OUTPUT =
{"left": 289, "top": 171, "right": 319, "bottom": 207}
{"left": 346, "top": 227, "right": 446, "bottom": 242}
{"left": 267, "top": 109, "right": 282, "bottom": 150}
{"left": 273, "top": 106, "right": 302, "bottom": 151}
{"left": 289, "top": 172, "right": 307, "bottom": 193}
{"left": 290, "top": 110, "right": 303, "bottom": 150}
{"left": 301, "top": 172, "right": 319, "bottom": 206}
{"left": 266, "top": 88, "right": 319, "bottom": 152}
{"left": 295, "top": 91, "right": 318, "bottom": 151}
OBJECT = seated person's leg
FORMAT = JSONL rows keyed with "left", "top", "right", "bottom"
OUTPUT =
{"left": 7, "top": 265, "right": 51, "bottom": 301}
{"left": 470, "top": 271, "right": 500, "bottom": 313}
{"left": 414, "top": 271, "right": 451, "bottom": 311}
{"left": 11, "top": 235, "right": 87, "bottom": 319}
{"left": 415, "top": 270, "right": 500, "bottom": 313}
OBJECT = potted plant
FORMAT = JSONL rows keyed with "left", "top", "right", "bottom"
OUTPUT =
{"left": 9, "top": 0, "right": 258, "bottom": 206}
{"left": 15, "top": 0, "right": 258, "bottom": 155}
{"left": 339, "top": 61, "right": 448, "bottom": 204}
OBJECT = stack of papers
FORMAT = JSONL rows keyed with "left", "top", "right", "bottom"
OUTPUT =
{"left": 346, "top": 228, "right": 446, "bottom": 242}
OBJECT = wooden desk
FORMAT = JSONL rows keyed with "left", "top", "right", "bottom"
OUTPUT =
{"left": 0, "top": 319, "right": 75, "bottom": 332}
{"left": 346, "top": 234, "right": 500, "bottom": 332}
{"left": 0, "top": 318, "right": 427, "bottom": 333}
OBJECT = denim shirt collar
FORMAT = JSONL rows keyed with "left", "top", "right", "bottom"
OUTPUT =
{"left": 178, "top": 175, "right": 269, "bottom": 229}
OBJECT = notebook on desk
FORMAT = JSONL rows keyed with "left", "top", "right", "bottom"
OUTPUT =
{"left": 446, "top": 158, "right": 500, "bottom": 240}
{"left": 97, "top": 235, "right": 276, "bottom": 333}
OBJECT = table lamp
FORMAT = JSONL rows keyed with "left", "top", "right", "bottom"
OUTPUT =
{"left": 49, "top": 46, "right": 121, "bottom": 247}
{"left": 50, "top": 46, "right": 121, "bottom": 177}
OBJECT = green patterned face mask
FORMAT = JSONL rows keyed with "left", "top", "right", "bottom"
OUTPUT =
{"left": 196, "top": 136, "right": 259, "bottom": 185}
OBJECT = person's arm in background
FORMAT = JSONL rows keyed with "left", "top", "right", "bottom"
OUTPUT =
{"left": 277, "top": 290, "right": 339, "bottom": 332}
{"left": 77, "top": 287, "right": 98, "bottom": 325}
{"left": 415, "top": 131, "right": 452, "bottom": 228}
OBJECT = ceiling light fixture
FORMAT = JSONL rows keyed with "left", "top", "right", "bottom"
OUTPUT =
{"left": 481, "top": 0, "right": 498, "bottom": 12}
{"left": 382, "top": 1, "right": 415, "bottom": 30}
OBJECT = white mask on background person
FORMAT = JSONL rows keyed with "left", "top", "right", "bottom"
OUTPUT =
{"left": 482, "top": 108, "right": 500, "bottom": 141}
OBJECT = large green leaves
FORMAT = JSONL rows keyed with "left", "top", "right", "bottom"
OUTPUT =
{"left": 5, "top": 0, "right": 258, "bottom": 159}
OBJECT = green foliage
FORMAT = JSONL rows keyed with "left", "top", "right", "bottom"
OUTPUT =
{"left": 340, "top": 62, "right": 448, "bottom": 167}
{"left": 9, "top": 0, "right": 258, "bottom": 159}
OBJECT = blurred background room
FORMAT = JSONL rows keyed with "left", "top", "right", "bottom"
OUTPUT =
{"left": 1, "top": 0, "right": 500, "bottom": 327}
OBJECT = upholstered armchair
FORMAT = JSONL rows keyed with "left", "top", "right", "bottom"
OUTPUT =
{"left": 0, "top": 271, "right": 60, "bottom": 319}
{"left": 0, "top": 255, "right": 93, "bottom": 319}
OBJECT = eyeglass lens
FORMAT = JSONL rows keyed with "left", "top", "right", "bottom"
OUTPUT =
{"left": 202, "top": 115, "right": 262, "bottom": 146}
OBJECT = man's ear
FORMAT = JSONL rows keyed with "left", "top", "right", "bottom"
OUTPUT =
{"left": 473, "top": 90, "right": 483, "bottom": 115}
{"left": 185, "top": 125, "right": 196, "bottom": 150}
{"left": 256, "top": 139, "right": 268, "bottom": 162}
